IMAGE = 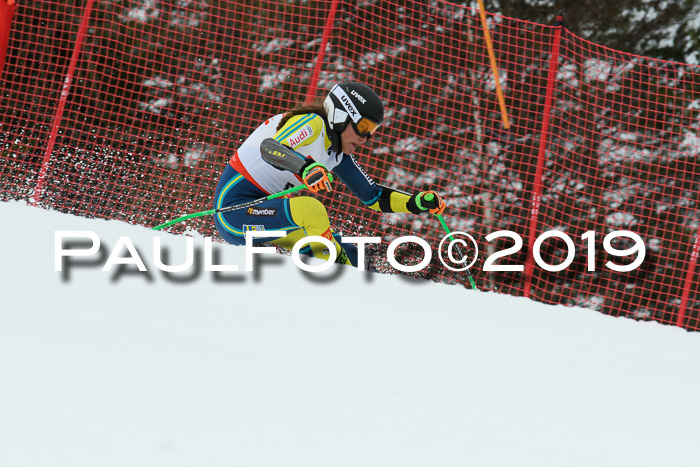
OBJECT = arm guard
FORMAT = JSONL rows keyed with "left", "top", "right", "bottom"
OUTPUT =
{"left": 367, "top": 185, "right": 417, "bottom": 213}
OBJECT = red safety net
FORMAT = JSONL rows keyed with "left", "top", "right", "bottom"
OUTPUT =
{"left": 1, "top": 0, "right": 699, "bottom": 329}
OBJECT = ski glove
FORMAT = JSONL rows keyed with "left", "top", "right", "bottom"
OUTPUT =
{"left": 408, "top": 191, "right": 446, "bottom": 215}
{"left": 300, "top": 160, "right": 333, "bottom": 194}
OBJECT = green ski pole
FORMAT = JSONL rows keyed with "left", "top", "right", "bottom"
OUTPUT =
{"left": 434, "top": 211, "right": 478, "bottom": 291}
{"left": 420, "top": 192, "right": 477, "bottom": 289}
{"left": 152, "top": 183, "right": 308, "bottom": 231}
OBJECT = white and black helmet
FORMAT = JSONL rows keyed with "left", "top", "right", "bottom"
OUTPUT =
{"left": 323, "top": 82, "right": 384, "bottom": 138}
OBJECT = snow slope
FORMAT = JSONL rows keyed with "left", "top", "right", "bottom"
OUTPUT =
{"left": 1, "top": 201, "right": 699, "bottom": 467}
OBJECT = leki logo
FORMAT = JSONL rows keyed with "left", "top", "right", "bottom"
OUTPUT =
{"left": 350, "top": 90, "right": 366, "bottom": 104}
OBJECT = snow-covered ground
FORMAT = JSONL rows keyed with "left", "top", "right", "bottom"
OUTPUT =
{"left": 1, "top": 200, "right": 699, "bottom": 467}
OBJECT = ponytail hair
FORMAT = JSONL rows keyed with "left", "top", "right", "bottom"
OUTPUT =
{"left": 276, "top": 97, "right": 327, "bottom": 131}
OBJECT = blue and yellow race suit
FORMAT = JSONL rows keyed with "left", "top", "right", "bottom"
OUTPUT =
{"left": 213, "top": 112, "right": 416, "bottom": 266}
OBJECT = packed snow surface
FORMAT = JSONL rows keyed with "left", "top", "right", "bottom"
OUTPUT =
{"left": 1, "top": 201, "right": 699, "bottom": 467}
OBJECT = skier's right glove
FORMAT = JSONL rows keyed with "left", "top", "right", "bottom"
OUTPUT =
{"left": 408, "top": 191, "right": 446, "bottom": 215}
{"left": 299, "top": 160, "right": 333, "bottom": 194}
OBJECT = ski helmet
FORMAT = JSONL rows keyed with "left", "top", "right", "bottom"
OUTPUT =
{"left": 323, "top": 82, "right": 384, "bottom": 138}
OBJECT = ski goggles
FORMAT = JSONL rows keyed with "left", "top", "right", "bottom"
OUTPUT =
{"left": 352, "top": 117, "right": 381, "bottom": 138}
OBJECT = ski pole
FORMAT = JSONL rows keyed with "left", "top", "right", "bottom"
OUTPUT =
{"left": 154, "top": 138, "right": 335, "bottom": 231}
{"left": 152, "top": 184, "right": 307, "bottom": 231}
{"left": 435, "top": 212, "right": 478, "bottom": 290}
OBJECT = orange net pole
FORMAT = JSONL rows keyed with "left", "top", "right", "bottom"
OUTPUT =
{"left": 476, "top": 0, "right": 510, "bottom": 129}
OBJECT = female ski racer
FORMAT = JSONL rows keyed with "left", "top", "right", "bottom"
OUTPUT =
{"left": 213, "top": 82, "right": 446, "bottom": 267}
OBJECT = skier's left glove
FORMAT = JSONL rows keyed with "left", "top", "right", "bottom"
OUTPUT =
{"left": 408, "top": 191, "right": 446, "bottom": 215}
